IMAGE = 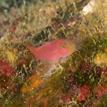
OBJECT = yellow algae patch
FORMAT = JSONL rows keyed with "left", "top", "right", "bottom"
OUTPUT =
{"left": 94, "top": 52, "right": 107, "bottom": 66}
{"left": 6, "top": 49, "right": 18, "bottom": 65}
{"left": 21, "top": 74, "right": 43, "bottom": 94}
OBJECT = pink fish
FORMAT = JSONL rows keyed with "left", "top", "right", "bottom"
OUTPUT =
{"left": 23, "top": 39, "right": 76, "bottom": 91}
{"left": 27, "top": 39, "right": 76, "bottom": 62}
